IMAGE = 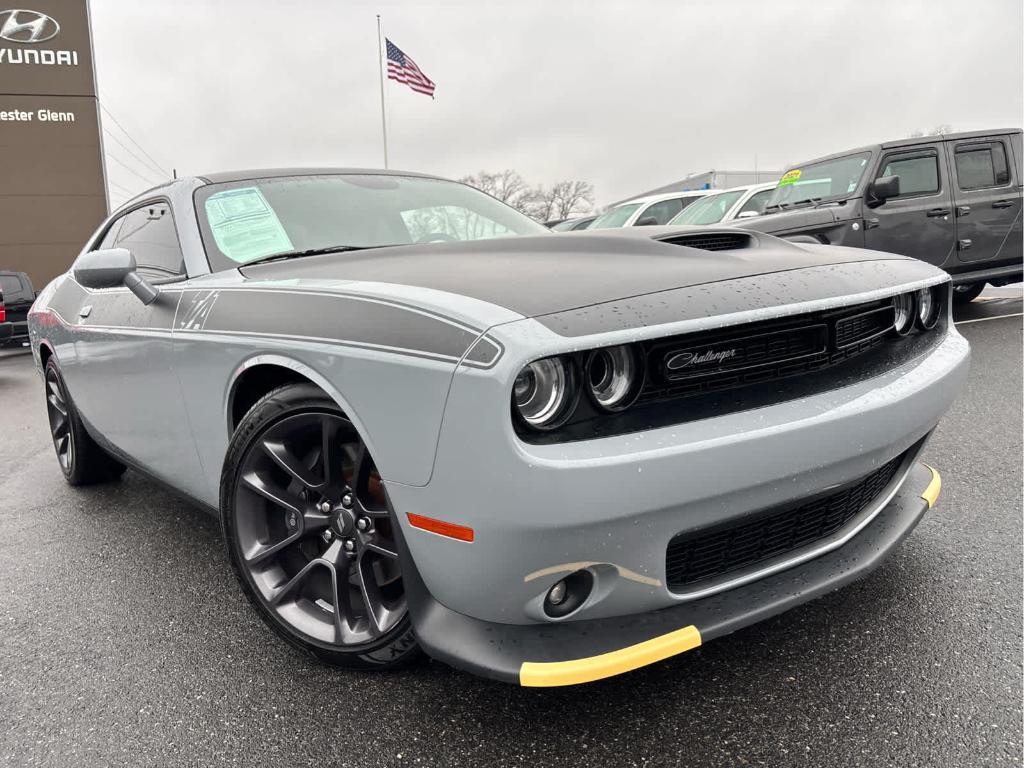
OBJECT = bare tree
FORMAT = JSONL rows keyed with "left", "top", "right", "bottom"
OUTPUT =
{"left": 458, "top": 169, "right": 532, "bottom": 214}
{"left": 550, "top": 180, "right": 595, "bottom": 219}
{"left": 460, "top": 170, "right": 596, "bottom": 222}
{"left": 524, "top": 180, "right": 595, "bottom": 221}
{"left": 908, "top": 123, "right": 953, "bottom": 138}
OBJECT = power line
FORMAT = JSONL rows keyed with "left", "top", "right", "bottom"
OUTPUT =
{"left": 105, "top": 150, "right": 163, "bottom": 186}
{"left": 102, "top": 125, "right": 166, "bottom": 179}
{"left": 108, "top": 179, "right": 137, "bottom": 197}
{"left": 98, "top": 101, "right": 171, "bottom": 177}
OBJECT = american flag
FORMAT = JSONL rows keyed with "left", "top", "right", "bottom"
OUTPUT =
{"left": 386, "top": 38, "right": 436, "bottom": 97}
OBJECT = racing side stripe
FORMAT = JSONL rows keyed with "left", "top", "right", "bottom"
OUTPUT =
{"left": 174, "top": 288, "right": 502, "bottom": 367}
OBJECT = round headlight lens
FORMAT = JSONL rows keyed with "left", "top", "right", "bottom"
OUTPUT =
{"left": 587, "top": 345, "right": 640, "bottom": 411}
{"left": 893, "top": 292, "right": 915, "bottom": 336}
{"left": 916, "top": 287, "right": 940, "bottom": 330}
{"left": 513, "top": 356, "right": 576, "bottom": 429}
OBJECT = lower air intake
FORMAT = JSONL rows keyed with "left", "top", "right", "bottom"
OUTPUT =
{"left": 665, "top": 451, "right": 907, "bottom": 591}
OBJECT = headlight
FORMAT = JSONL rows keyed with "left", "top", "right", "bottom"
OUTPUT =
{"left": 893, "top": 292, "right": 915, "bottom": 336}
{"left": 916, "top": 287, "right": 940, "bottom": 330}
{"left": 513, "top": 356, "right": 577, "bottom": 429}
{"left": 587, "top": 345, "right": 642, "bottom": 411}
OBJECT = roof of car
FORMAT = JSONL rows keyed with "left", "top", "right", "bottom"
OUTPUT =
{"left": 616, "top": 189, "right": 712, "bottom": 207}
{"left": 197, "top": 167, "right": 442, "bottom": 184}
{"left": 787, "top": 128, "right": 1023, "bottom": 170}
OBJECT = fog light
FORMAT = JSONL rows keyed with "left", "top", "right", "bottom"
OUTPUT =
{"left": 548, "top": 580, "right": 567, "bottom": 605}
{"left": 543, "top": 569, "right": 594, "bottom": 618}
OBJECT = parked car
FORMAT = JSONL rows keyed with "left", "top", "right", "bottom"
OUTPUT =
{"left": 0, "top": 270, "right": 34, "bottom": 347}
{"left": 731, "top": 129, "right": 1023, "bottom": 304}
{"left": 588, "top": 190, "right": 711, "bottom": 229}
{"left": 29, "top": 168, "right": 967, "bottom": 686}
{"left": 667, "top": 182, "right": 777, "bottom": 226}
{"left": 550, "top": 215, "right": 597, "bottom": 231}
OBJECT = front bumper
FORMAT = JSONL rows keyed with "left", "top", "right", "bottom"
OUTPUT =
{"left": 387, "top": 327, "right": 969, "bottom": 625}
{"left": 403, "top": 462, "right": 940, "bottom": 685}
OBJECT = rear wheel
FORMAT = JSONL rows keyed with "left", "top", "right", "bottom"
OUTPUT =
{"left": 43, "top": 358, "right": 126, "bottom": 485}
{"left": 221, "top": 384, "right": 420, "bottom": 669}
{"left": 952, "top": 281, "right": 985, "bottom": 305}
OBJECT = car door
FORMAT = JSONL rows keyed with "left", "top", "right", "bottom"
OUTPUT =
{"left": 862, "top": 144, "right": 955, "bottom": 267}
{"left": 69, "top": 200, "right": 204, "bottom": 488}
{"left": 947, "top": 136, "right": 1022, "bottom": 265}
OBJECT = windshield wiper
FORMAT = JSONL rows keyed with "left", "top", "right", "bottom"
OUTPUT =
{"left": 765, "top": 197, "right": 825, "bottom": 213}
{"left": 244, "top": 244, "right": 395, "bottom": 267}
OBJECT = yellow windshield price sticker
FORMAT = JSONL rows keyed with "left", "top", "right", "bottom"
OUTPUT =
{"left": 778, "top": 169, "right": 802, "bottom": 187}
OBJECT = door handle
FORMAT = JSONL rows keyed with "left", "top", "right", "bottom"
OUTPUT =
{"left": 926, "top": 208, "right": 951, "bottom": 218}
{"left": 958, "top": 239, "right": 972, "bottom": 251}
{"left": 956, "top": 205, "right": 970, "bottom": 217}
{"left": 864, "top": 217, "right": 879, "bottom": 230}
{"left": 79, "top": 305, "right": 92, "bottom": 318}
{"left": 992, "top": 200, "right": 1015, "bottom": 209}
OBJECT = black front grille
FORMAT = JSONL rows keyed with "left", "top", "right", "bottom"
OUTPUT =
{"left": 664, "top": 233, "right": 752, "bottom": 251}
{"left": 835, "top": 305, "right": 896, "bottom": 349}
{"left": 665, "top": 452, "right": 906, "bottom": 591}
{"left": 637, "top": 299, "right": 896, "bottom": 406}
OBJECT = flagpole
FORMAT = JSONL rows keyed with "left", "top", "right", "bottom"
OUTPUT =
{"left": 376, "top": 14, "right": 389, "bottom": 169}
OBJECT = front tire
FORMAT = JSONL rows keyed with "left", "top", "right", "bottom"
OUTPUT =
{"left": 220, "top": 383, "right": 420, "bottom": 670}
{"left": 43, "top": 358, "right": 126, "bottom": 486}
{"left": 952, "top": 281, "right": 985, "bottom": 305}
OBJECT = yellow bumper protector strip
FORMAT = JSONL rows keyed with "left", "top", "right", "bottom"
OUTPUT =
{"left": 519, "top": 625, "right": 701, "bottom": 687}
{"left": 921, "top": 464, "right": 942, "bottom": 509}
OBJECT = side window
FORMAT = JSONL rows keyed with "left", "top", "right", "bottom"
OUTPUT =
{"left": 640, "top": 198, "right": 683, "bottom": 224}
{"left": 737, "top": 188, "right": 774, "bottom": 216}
{"left": 1, "top": 274, "right": 21, "bottom": 296}
{"left": 954, "top": 142, "right": 1011, "bottom": 190}
{"left": 95, "top": 217, "right": 124, "bottom": 250}
{"left": 114, "top": 203, "right": 185, "bottom": 278}
{"left": 879, "top": 151, "right": 940, "bottom": 198}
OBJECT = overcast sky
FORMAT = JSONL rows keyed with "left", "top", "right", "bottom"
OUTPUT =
{"left": 90, "top": 0, "right": 1023, "bottom": 210}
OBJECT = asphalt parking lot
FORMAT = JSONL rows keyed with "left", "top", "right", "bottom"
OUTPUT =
{"left": 1, "top": 289, "right": 1021, "bottom": 768}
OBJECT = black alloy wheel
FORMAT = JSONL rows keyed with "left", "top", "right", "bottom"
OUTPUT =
{"left": 222, "top": 385, "right": 419, "bottom": 668}
{"left": 44, "top": 363, "right": 74, "bottom": 474}
{"left": 43, "top": 358, "right": 126, "bottom": 485}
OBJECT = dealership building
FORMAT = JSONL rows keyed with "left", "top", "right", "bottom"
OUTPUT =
{"left": 0, "top": 0, "right": 106, "bottom": 289}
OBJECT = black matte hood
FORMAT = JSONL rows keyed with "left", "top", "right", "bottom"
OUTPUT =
{"left": 240, "top": 229, "right": 908, "bottom": 319}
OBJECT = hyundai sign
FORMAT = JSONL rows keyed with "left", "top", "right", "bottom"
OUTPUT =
{"left": 0, "top": 1, "right": 106, "bottom": 289}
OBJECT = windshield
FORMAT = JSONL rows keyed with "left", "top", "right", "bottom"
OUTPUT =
{"left": 668, "top": 189, "right": 745, "bottom": 225}
{"left": 765, "top": 151, "right": 872, "bottom": 210}
{"left": 194, "top": 174, "right": 549, "bottom": 271}
{"left": 588, "top": 203, "right": 642, "bottom": 229}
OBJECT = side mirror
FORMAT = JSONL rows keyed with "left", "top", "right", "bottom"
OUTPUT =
{"left": 73, "top": 248, "right": 160, "bottom": 305}
{"left": 866, "top": 175, "right": 900, "bottom": 208}
{"left": 736, "top": 210, "right": 760, "bottom": 219}
{"left": 635, "top": 217, "right": 659, "bottom": 226}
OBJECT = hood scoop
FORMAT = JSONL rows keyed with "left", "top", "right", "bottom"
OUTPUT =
{"left": 661, "top": 232, "right": 753, "bottom": 251}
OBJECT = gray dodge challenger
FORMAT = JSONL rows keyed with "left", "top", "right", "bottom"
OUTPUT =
{"left": 28, "top": 169, "right": 968, "bottom": 686}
